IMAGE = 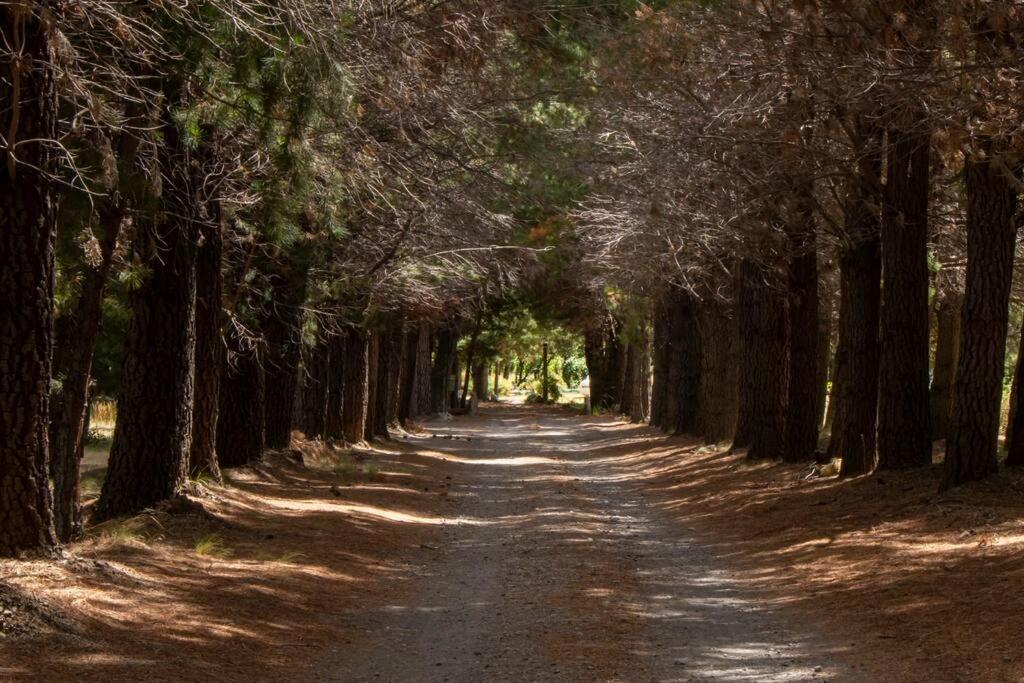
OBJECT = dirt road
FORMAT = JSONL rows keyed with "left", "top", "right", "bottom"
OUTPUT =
{"left": 317, "top": 405, "right": 849, "bottom": 682}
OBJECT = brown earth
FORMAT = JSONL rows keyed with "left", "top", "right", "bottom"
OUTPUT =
{"left": 2, "top": 404, "right": 1022, "bottom": 681}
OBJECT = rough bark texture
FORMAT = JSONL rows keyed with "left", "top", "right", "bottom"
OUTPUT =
{"left": 784, "top": 222, "right": 820, "bottom": 462}
{"left": 94, "top": 218, "right": 197, "bottom": 521}
{"left": 324, "top": 332, "right": 347, "bottom": 440}
{"left": 0, "top": 6, "right": 59, "bottom": 553}
{"left": 731, "top": 260, "right": 788, "bottom": 460}
{"left": 298, "top": 337, "right": 330, "bottom": 439}
{"left": 930, "top": 290, "right": 962, "bottom": 441}
{"left": 216, "top": 342, "right": 265, "bottom": 468}
{"left": 342, "top": 328, "right": 370, "bottom": 443}
{"left": 189, "top": 218, "right": 223, "bottom": 480}
{"left": 93, "top": 98, "right": 200, "bottom": 521}
{"left": 942, "top": 152, "right": 1019, "bottom": 489}
{"left": 262, "top": 264, "right": 310, "bottom": 450}
{"left": 696, "top": 300, "right": 739, "bottom": 444}
{"left": 876, "top": 123, "right": 933, "bottom": 470}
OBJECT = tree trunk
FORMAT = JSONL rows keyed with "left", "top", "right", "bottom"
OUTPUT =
{"left": 649, "top": 298, "right": 669, "bottom": 428}
{"left": 324, "top": 332, "right": 346, "bottom": 440}
{"left": 298, "top": 336, "right": 330, "bottom": 439}
{"left": 817, "top": 286, "right": 833, "bottom": 430}
{"left": 584, "top": 319, "right": 623, "bottom": 412}
{"left": 431, "top": 321, "right": 460, "bottom": 415}
{"left": 783, "top": 225, "right": 820, "bottom": 462}
{"left": 412, "top": 322, "right": 433, "bottom": 418}
{"left": 876, "top": 123, "right": 933, "bottom": 470}
{"left": 49, "top": 206, "right": 123, "bottom": 542}
{"left": 189, "top": 217, "right": 223, "bottom": 480}
{"left": 731, "top": 260, "right": 788, "bottom": 459}
{"left": 342, "top": 327, "right": 370, "bottom": 443}
{"left": 365, "top": 331, "right": 380, "bottom": 439}
{"left": 618, "top": 344, "right": 635, "bottom": 415}
{"left": 94, "top": 217, "right": 197, "bottom": 520}
{"left": 0, "top": 5, "right": 59, "bottom": 553}
{"left": 629, "top": 328, "right": 651, "bottom": 424}
{"left": 675, "top": 297, "right": 702, "bottom": 436}
{"left": 697, "top": 300, "right": 739, "bottom": 444}
{"left": 942, "top": 152, "right": 1019, "bottom": 489}
{"left": 472, "top": 363, "right": 488, "bottom": 413}
{"left": 378, "top": 323, "right": 403, "bottom": 433}
{"left": 216, "top": 340, "right": 265, "bottom": 468}
{"left": 262, "top": 265, "right": 309, "bottom": 450}
{"left": 93, "top": 98, "right": 200, "bottom": 521}
{"left": 829, "top": 125, "right": 883, "bottom": 476}
{"left": 930, "top": 289, "right": 962, "bottom": 441}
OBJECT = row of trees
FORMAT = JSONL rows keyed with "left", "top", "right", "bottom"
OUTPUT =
{"left": 4, "top": 0, "right": 1023, "bottom": 560}
{"left": 0, "top": 0, "right": 601, "bottom": 556}
{"left": 575, "top": 2, "right": 1024, "bottom": 490}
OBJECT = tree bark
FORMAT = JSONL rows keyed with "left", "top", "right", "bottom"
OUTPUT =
{"left": 93, "top": 99, "right": 199, "bottom": 521}
{"left": 731, "top": 260, "right": 788, "bottom": 460}
{"left": 783, "top": 223, "right": 820, "bottom": 462}
{"left": 649, "top": 298, "right": 669, "bottom": 428}
{"left": 629, "top": 328, "right": 651, "bottom": 424}
{"left": 930, "top": 289, "right": 962, "bottom": 441}
{"left": 93, "top": 218, "right": 196, "bottom": 520}
{"left": 189, "top": 217, "right": 223, "bottom": 480}
{"left": 342, "top": 327, "right": 370, "bottom": 443}
{"left": 828, "top": 124, "right": 883, "bottom": 476}
{"left": 584, "top": 319, "right": 623, "bottom": 412}
{"left": 472, "top": 363, "right": 488, "bottom": 413}
{"left": 697, "top": 299, "right": 739, "bottom": 444}
{"left": 876, "top": 123, "right": 933, "bottom": 470}
{"left": 49, "top": 206, "right": 123, "bottom": 542}
{"left": 0, "top": 5, "right": 59, "bottom": 553}
{"left": 942, "top": 152, "right": 1019, "bottom": 489}
{"left": 262, "top": 262, "right": 310, "bottom": 450}
{"left": 298, "top": 336, "right": 330, "bottom": 439}
{"left": 216, "top": 339, "right": 265, "bottom": 468}
{"left": 431, "top": 320, "right": 460, "bottom": 415}
{"left": 324, "top": 332, "right": 347, "bottom": 440}
{"left": 618, "top": 344, "right": 635, "bottom": 416}
{"left": 365, "top": 331, "right": 380, "bottom": 438}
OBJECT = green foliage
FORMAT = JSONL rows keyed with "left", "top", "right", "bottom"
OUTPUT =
{"left": 561, "top": 355, "right": 588, "bottom": 388}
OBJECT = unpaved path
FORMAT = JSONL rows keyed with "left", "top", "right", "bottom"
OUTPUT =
{"left": 315, "top": 405, "right": 851, "bottom": 682}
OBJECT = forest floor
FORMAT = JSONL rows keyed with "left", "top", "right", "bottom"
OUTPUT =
{"left": 3, "top": 404, "right": 1024, "bottom": 681}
